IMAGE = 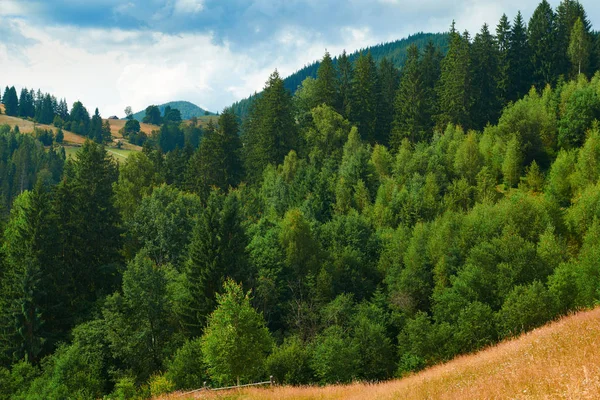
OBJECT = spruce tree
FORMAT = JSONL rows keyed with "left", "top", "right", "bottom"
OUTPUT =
{"left": 316, "top": 51, "right": 337, "bottom": 108}
{"left": 336, "top": 50, "right": 353, "bottom": 119}
{"left": 471, "top": 24, "right": 501, "bottom": 130}
{"left": 182, "top": 192, "right": 249, "bottom": 336}
{"left": 2, "top": 86, "right": 18, "bottom": 117}
{"left": 436, "top": 24, "right": 472, "bottom": 129}
{"left": 242, "top": 70, "right": 297, "bottom": 182}
{"left": 496, "top": 14, "right": 511, "bottom": 106}
{"left": 349, "top": 52, "right": 379, "bottom": 143}
{"left": 392, "top": 44, "right": 427, "bottom": 146}
{"left": 377, "top": 58, "right": 399, "bottom": 145}
{"left": 508, "top": 11, "right": 532, "bottom": 102}
{"left": 528, "top": 0, "right": 558, "bottom": 88}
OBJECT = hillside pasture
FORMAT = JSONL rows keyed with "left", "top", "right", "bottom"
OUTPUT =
{"left": 0, "top": 114, "right": 86, "bottom": 145}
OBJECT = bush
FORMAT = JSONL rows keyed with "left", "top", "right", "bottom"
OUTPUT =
{"left": 166, "top": 338, "right": 209, "bottom": 390}
{"left": 310, "top": 326, "right": 360, "bottom": 384}
{"left": 149, "top": 373, "right": 175, "bottom": 397}
{"left": 111, "top": 377, "right": 137, "bottom": 400}
{"left": 497, "top": 281, "right": 554, "bottom": 338}
{"left": 266, "top": 336, "right": 314, "bottom": 385}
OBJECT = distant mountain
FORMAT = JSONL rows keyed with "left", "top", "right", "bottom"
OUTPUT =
{"left": 231, "top": 32, "right": 449, "bottom": 119}
{"left": 131, "top": 101, "right": 213, "bottom": 122}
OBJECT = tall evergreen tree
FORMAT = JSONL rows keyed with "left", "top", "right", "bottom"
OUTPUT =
{"left": 336, "top": 50, "right": 353, "bottom": 119}
{"left": 2, "top": 87, "right": 18, "bottom": 117}
{"left": 528, "top": 0, "right": 558, "bottom": 88}
{"left": 242, "top": 70, "right": 297, "bottom": 182}
{"left": 436, "top": 24, "right": 472, "bottom": 129}
{"left": 18, "top": 89, "right": 34, "bottom": 119}
{"left": 89, "top": 108, "right": 103, "bottom": 143}
{"left": 496, "top": 14, "right": 512, "bottom": 106}
{"left": 508, "top": 11, "right": 532, "bottom": 102}
{"left": 349, "top": 52, "right": 379, "bottom": 143}
{"left": 186, "top": 111, "right": 242, "bottom": 202}
{"left": 316, "top": 51, "right": 337, "bottom": 108}
{"left": 182, "top": 192, "right": 249, "bottom": 336}
{"left": 392, "top": 44, "right": 428, "bottom": 146}
{"left": 471, "top": 24, "right": 501, "bottom": 130}
{"left": 377, "top": 58, "right": 399, "bottom": 145}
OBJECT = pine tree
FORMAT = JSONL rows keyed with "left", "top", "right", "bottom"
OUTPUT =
{"left": 471, "top": 24, "right": 501, "bottom": 130}
{"left": 392, "top": 44, "right": 427, "bottom": 146}
{"left": 182, "top": 192, "right": 249, "bottom": 336}
{"left": 89, "top": 108, "right": 103, "bottom": 143}
{"left": 508, "top": 11, "right": 532, "bottom": 102}
{"left": 242, "top": 70, "right": 297, "bottom": 182}
{"left": 18, "top": 88, "right": 34, "bottom": 119}
{"left": 349, "top": 52, "right": 379, "bottom": 143}
{"left": 336, "top": 50, "right": 353, "bottom": 119}
{"left": 528, "top": 0, "right": 558, "bottom": 88}
{"left": 316, "top": 51, "right": 337, "bottom": 108}
{"left": 377, "top": 58, "right": 399, "bottom": 145}
{"left": 496, "top": 14, "right": 511, "bottom": 106}
{"left": 568, "top": 17, "right": 591, "bottom": 76}
{"left": 436, "top": 24, "right": 472, "bottom": 129}
{"left": 2, "top": 86, "right": 18, "bottom": 117}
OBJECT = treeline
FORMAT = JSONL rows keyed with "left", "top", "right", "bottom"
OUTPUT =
{"left": 1, "top": 86, "right": 111, "bottom": 144}
{"left": 231, "top": 32, "right": 449, "bottom": 119}
{"left": 0, "top": 126, "right": 65, "bottom": 215}
{"left": 2, "top": 0, "right": 600, "bottom": 398}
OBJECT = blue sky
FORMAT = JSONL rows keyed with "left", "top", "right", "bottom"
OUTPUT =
{"left": 1, "top": 0, "right": 598, "bottom": 117}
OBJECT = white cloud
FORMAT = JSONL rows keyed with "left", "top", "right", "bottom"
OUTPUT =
{"left": 173, "top": 0, "right": 204, "bottom": 15}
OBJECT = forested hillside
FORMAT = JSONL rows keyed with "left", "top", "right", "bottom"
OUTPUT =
{"left": 2, "top": 1, "right": 600, "bottom": 399}
{"left": 231, "top": 32, "right": 449, "bottom": 119}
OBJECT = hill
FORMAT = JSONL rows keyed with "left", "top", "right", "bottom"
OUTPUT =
{"left": 131, "top": 101, "right": 213, "bottom": 121}
{"left": 231, "top": 32, "right": 449, "bottom": 118}
{"left": 162, "top": 307, "right": 600, "bottom": 399}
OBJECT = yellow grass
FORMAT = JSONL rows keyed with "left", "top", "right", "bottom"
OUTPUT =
{"left": 0, "top": 114, "right": 86, "bottom": 145}
{"left": 161, "top": 307, "right": 600, "bottom": 400}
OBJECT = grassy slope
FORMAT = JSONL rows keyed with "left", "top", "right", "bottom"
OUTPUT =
{"left": 162, "top": 307, "right": 600, "bottom": 399}
{"left": 0, "top": 110, "right": 141, "bottom": 161}
{"left": 0, "top": 114, "right": 86, "bottom": 145}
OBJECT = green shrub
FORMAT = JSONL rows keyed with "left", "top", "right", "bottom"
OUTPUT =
{"left": 266, "top": 336, "right": 314, "bottom": 385}
{"left": 166, "top": 338, "right": 209, "bottom": 390}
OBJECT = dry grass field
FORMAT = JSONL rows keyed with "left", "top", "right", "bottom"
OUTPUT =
{"left": 0, "top": 113, "right": 86, "bottom": 145}
{"left": 161, "top": 307, "right": 600, "bottom": 400}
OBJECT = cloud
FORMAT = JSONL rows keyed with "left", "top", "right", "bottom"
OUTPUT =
{"left": 173, "top": 0, "right": 205, "bottom": 15}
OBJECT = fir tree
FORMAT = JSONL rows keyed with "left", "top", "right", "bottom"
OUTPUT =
{"left": 376, "top": 58, "right": 399, "bottom": 145}
{"left": 349, "top": 52, "right": 379, "bottom": 143}
{"left": 471, "top": 24, "right": 501, "bottom": 130}
{"left": 336, "top": 50, "right": 353, "bottom": 119}
{"left": 528, "top": 0, "right": 558, "bottom": 88}
{"left": 436, "top": 24, "right": 472, "bottom": 129}
{"left": 316, "top": 51, "right": 337, "bottom": 108}
{"left": 392, "top": 44, "right": 428, "bottom": 146}
{"left": 508, "top": 11, "right": 532, "bottom": 102}
{"left": 496, "top": 14, "right": 511, "bottom": 105}
{"left": 242, "top": 70, "right": 297, "bottom": 182}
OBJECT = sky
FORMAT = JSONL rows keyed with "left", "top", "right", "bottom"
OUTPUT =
{"left": 1, "top": 0, "right": 599, "bottom": 117}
